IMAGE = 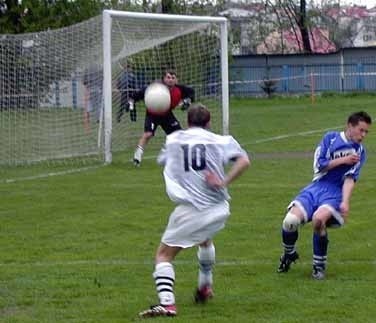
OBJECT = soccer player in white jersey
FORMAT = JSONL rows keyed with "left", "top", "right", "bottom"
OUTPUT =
{"left": 139, "top": 103, "right": 250, "bottom": 318}
{"left": 277, "top": 111, "right": 372, "bottom": 280}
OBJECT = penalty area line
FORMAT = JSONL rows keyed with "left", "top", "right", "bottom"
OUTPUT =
{"left": 245, "top": 125, "right": 342, "bottom": 146}
{"left": 1, "top": 165, "right": 104, "bottom": 184}
{"left": 136, "top": 125, "right": 343, "bottom": 162}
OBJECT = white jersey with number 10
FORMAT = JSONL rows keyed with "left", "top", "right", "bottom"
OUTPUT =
{"left": 157, "top": 127, "right": 248, "bottom": 210}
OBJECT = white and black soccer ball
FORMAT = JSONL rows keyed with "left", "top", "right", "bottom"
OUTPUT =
{"left": 144, "top": 82, "right": 171, "bottom": 115}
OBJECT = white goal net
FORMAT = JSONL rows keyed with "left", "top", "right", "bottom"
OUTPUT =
{"left": 0, "top": 10, "right": 228, "bottom": 166}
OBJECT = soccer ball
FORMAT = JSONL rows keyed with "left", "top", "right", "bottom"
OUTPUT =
{"left": 144, "top": 82, "right": 171, "bottom": 115}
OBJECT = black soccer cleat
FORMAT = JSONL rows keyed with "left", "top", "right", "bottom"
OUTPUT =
{"left": 277, "top": 252, "right": 299, "bottom": 273}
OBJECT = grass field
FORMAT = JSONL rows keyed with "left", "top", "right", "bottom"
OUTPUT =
{"left": 1, "top": 94, "right": 376, "bottom": 322}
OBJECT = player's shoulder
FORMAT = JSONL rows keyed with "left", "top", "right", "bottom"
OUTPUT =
{"left": 175, "top": 83, "right": 193, "bottom": 91}
{"left": 321, "top": 130, "right": 341, "bottom": 142}
{"left": 324, "top": 130, "right": 340, "bottom": 137}
{"left": 166, "top": 129, "right": 186, "bottom": 141}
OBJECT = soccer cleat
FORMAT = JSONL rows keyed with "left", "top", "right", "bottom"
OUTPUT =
{"left": 312, "top": 266, "right": 325, "bottom": 280}
{"left": 138, "top": 304, "right": 177, "bottom": 318}
{"left": 194, "top": 285, "right": 214, "bottom": 303}
{"left": 133, "top": 158, "right": 141, "bottom": 167}
{"left": 277, "top": 252, "right": 299, "bottom": 273}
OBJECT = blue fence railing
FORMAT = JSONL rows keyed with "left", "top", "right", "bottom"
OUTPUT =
{"left": 229, "top": 62, "right": 376, "bottom": 96}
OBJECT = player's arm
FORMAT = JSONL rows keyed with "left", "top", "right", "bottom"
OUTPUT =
{"left": 157, "top": 145, "right": 167, "bottom": 166}
{"left": 205, "top": 155, "right": 250, "bottom": 189}
{"left": 180, "top": 85, "right": 195, "bottom": 101}
{"left": 177, "top": 84, "right": 195, "bottom": 110}
{"left": 314, "top": 132, "right": 359, "bottom": 174}
{"left": 340, "top": 176, "right": 356, "bottom": 219}
{"left": 326, "top": 154, "right": 360, "bottom": 171}
{"left": 129, "top": 87, "right": 146, "bottom": 102}
{"left": 126, "top": 87, "right": 147, "bottom": 121}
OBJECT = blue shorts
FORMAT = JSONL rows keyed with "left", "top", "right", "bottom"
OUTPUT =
{"left": 288, "top": 181, "right": 344, "bottom": 227}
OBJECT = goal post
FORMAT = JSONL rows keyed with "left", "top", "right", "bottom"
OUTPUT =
{"left": 102, "top": 10, "right": 229, "bottom": 164}
{"left": 0, "top": 10, "right": 228, "bottom": 166}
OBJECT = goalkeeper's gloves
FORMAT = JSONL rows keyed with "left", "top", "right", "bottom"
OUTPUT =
{"left": 128, "top": 100, "right": 137, "bottom": 122}
{"left": 181, "top": 98, "right": 191, "bottom": 111}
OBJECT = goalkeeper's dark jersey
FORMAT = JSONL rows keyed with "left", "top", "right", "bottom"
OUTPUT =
{"left": 130, "top": 83, "right": 194, "bottom": 111}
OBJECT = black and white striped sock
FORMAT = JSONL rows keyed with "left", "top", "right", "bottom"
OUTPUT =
{"left": 153, "top": 262, "right": 175, "bottom": 306}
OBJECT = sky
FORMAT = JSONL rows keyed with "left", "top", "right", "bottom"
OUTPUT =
{"left": 320, "top": 0, "right": 375, "bottom": 8}
{"left": 357, "top": 0, "right": 374, "bottom": 8}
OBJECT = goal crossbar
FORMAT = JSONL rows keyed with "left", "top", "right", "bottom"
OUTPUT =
{"left": 102, "top": 10, "right": 229, "bottom": 164}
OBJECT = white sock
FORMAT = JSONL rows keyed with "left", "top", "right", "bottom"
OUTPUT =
{"left": 197, "top": 244, "right": 215, "bottom": 289}
{"left": 134, "top": 145, "right": 144, "bottom": 161}
{"left": 153, "top": 262, "right": 175, "bottom": 305}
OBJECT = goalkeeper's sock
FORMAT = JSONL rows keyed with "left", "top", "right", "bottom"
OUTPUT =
{"left": 134, "top": 145, "right": 144, "bottom": 163}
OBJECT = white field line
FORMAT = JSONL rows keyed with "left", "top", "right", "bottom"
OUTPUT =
{"left": 0, "top": 258, "right": 375, "bottom": 268}
{"left": 244, "top": 125, "right": 342, "bottom": 146}
{"left": 2, "top": 126, "right": 342, "bottom": 184}
{"left": 1, "top": 165, "right": 103, "bottom": 184}
{"left": 138, "top": 125, "right": 343, "bottom": 162}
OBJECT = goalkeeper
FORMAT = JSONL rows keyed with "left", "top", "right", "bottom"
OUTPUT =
{"left": 126, "top": 70, "right": 195, "bottom": 166}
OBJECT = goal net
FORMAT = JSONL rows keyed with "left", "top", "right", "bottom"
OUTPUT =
{"left": 0, "top": 10, "right": 228, "bottom": 166}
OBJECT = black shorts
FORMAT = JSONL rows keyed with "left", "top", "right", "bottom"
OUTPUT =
{"left": 144, "top": 111, "right": 182, "bottom": 135}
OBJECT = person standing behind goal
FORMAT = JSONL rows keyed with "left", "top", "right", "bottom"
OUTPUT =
{"left": 139, "top": 103, "right": 250, "bottom": 318}
{"left": 128, "top": 70, "right": 195, "bottom": 166}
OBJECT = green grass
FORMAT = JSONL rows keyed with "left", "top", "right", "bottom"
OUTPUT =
{"left": 1, "top": 95, "right": 376, "bottom": 322}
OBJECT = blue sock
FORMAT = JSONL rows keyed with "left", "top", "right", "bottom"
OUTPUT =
{"left": 313, "top": 232, "right": 328, "bottom": 270}
{"left": 282, "top": 229, "right": 298, "bottom": 254}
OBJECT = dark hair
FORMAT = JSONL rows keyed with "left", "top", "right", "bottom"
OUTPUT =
{"left": 163, "top": 69, "right": 177, "bottom": 77}
{"left": 348, "top": 111, "right": 372, "bottom": 126}
{"left": 187, "top": 103, "right": 211, "bottom": 127}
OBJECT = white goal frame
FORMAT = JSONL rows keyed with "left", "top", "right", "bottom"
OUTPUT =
{"left": 102, "top": 10, "right": 229, "bottom": 164}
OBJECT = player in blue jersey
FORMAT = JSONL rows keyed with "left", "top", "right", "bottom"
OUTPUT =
{"left": 277, "top": 111, "right": 372, "bottom": 280}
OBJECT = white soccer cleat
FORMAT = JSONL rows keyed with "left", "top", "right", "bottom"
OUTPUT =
{"left": 138, "top": 304, "right": 177, "bottom": 318}
{"left": 312, "top": 266, "right": 325, "bottom": 280}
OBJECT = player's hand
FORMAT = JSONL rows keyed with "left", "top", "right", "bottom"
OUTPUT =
{"left": 343, "top": 154, "right": 360, "bottom": 165}
{"left": 181, "top": 98, "right": 191, "bottom": 111}
{"left": 205, "top": 171, "right": 223, "bottom": 189}
{"left": 339, "top": 201, "right": 350, "bottom": 221}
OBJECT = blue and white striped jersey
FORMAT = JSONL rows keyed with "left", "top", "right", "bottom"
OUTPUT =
{"left": 312, "top": 131, "right": 366, "bottom": 185}
{"left": 158, "top": 127, "right": 248, "bottom": 210}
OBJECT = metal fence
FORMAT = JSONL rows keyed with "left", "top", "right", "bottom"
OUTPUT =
{"left": 229, "top": 47, "right": 376, "bottom": 96}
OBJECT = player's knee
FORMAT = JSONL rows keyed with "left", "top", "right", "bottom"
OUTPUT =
{"left": 282, "top": 212, "right": 301, "bottom": 232}
{"left": 312, "top": 217, "right": 325, "bottom": 232}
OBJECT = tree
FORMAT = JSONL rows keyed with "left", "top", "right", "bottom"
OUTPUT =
{"left": 298, "top": 0, "right": 312, "bottom": 52}
{"left": 0, "top": 0, "right": 105, "bottom": 34}
{"left": 274, "top": 0, "right": 312, "bottom": 53}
